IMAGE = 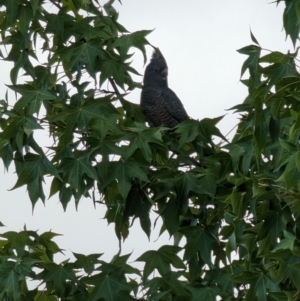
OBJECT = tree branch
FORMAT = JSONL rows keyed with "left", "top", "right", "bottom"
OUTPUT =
{"left": 109, "top": 77, "right": 121, "bottom": 96}
{"left": 48, "top": 0, "right": 61, "bottom": 9}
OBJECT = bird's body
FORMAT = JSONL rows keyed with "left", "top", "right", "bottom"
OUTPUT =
{"left": 141, "top": 49, "right": 189, "bottom": 127}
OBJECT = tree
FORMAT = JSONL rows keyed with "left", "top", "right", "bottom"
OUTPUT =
{"left": 0, "top": 0, "right": 300, "bottom": 300}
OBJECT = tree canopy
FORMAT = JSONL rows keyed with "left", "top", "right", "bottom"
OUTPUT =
{"left": 1, "top": 0, "right": 300, "bottom": 300}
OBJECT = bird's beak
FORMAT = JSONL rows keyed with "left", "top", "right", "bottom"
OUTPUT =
{"left": 160, "top": 68, "right": 168, "bottom": 80}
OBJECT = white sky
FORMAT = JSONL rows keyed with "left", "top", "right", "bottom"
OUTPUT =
{"left": 0, "top": 1, "right": 294, "bottom": 266}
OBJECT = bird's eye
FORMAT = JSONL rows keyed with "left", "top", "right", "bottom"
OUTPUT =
{"left": 154, "top": 69, "right": 158, "bottom": 72}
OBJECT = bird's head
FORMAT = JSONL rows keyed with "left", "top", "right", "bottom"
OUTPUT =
{"left": 143, "top": 48, "right": 168, "bottom": 87}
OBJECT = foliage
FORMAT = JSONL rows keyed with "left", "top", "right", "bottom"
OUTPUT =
{"left": 1, "top": 0, "right": 300, "bottom": 300}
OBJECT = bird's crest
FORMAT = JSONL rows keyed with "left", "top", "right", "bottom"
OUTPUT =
{"left": 150, "top": 47, "right": 167, "bottom": 68}
{"left": 152, "top": 47, "right": 163, "bottom": 59}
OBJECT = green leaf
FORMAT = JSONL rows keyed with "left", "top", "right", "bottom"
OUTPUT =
{"left": 61, "top": 40, "right": 103, "bottom": 78}
{"left": 74, "top": 18, "right": 111, "bottom": 41}
{"left": 278, "top": 156, "right": 300, "bottom": 191}
{"left": 125, "top": 123, "right": 165, "bottom": 162}
{"left": 40, "top": 262, "right": 77, "bottom": 296}
{"left": 27, "top": 176, "right": 46, "bottom": 206}
{"left": 10, "top": 153, "right": 60, "bottom": 206}
{"left": 267, "top": 251, "right": 300, "bottom": 289}
{"left": 19, "top": 5, "right": 33, "bottom": 38}
{"left": 101, "top": 160, "right": 148, "bottom": 199}
{"left": 8, "top": 84, "right": 56, "bottom": 113}
{"left": 231, "top": 270, "right": 279, "bottom": 301}
{"left": 254, "top": 122, "right": 268, "bottom": 152}
{"left": 11, "top": 156, "right": 41, "bottom": 189}
{"left": 14, "top": 257, "right": 41, "bottom": 277}
{"left": 278, "top": 138, "right": 297, "bottom": 152}
{"left": 148, "top": 291, "right": 171, "bottom": 301}
{"left": 261, "top": 59, "right": 297, "bottom": 93}
{"left": 161, "top": 197, "right": 180, "bottom": 235}
{"left": 272, "top": 231, "right": 296, "bottom": 252}
{"left": 260, "top": 51, "right": 291, "bottom": 64}
{"left": 38, "top": 231, "right": 63, "bottom": 256}
{"left": 6, "top": 0, "right": 19, "bottom": 27}
{"left": 186, "top": 285, "right": 221, "bottom": 301}
{"left": 257, "top": 210, "right": 283, "bottom": 245}
{"left": 45, "top": 13, "right": 73, "bottom": 39}
{"left": 73, "top": 252, "right": 103, "bottom": 275}
{"left": 51, "top": 96, "right": 118, "bottom": 144}
{"left": 0, "top": 231, "right": 33, "bottom": 256}
{"left": 90, "top": 114, "right": 123, "bottom": 140}
{"left": 224, "top": 143, "right": 244, "bottom": 171}
{"left": 237, "top": 44, "right": 261, "bottom": 78}
{"left": 30, "top": 0, "right": 39, "bottom": 16}
{"left": 180, "top": 226, "right": 215, "bottom": 266}
{"left": 110, "top": 30, "right": 152, "bottom": 64}
{"left": 283, "top": 1, "right": 300, "bottom": 46}
{"left": 124, "top": 184, "right": 152, "bottom": 238}
{"left": 33, "top": 292, "right": 58, "bottom": 301}
{"left": 59, "top": 150, "right": 98, "bottom": 200}
{"left": 0, "top": 141, "right": 13, "bottom": 170}
{"left": 175, "top": 117, "right": 226, "bottom": 148}
{"left": 174, "top": 171, "right": 211, "bottom": 202}
{"left": 98, "top": 56, "right": 127, "bottom": 88}
{"left": 136, "top": 245, "right": 185, "bottom": 280}
{"left": 0, "top": 264, "right": 21, "bottom": 301}
{"left": 160, "top": 271, "right": 190, "bottom": 297}
{"left": 296, "top": 150, "right": 300, "bottom": 171}
{"left": 83, "top": 273, "right": 131, "bottom": 301}
{"left": 250, "top": 30, "right": 259, "bottom": 46}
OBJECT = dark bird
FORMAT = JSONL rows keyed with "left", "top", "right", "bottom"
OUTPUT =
{"left": 141, "top": 49, "right": 189, "bottom": 128}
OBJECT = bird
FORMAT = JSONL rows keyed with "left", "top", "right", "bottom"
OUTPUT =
{"left": 140, "top": 48, "right": 189, "bottom": 128}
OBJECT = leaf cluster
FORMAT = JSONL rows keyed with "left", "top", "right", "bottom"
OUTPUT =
{"left": 1, "top": 0, "right": 300, "bottom": 300}
{"left": 0, "top": 226, "right": 143, "bottom": 301}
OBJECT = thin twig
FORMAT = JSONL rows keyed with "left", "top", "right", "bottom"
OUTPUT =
{"left": 170, "top": 148, "right": 202, "bottom": 167}
{"left": 48, "top": 0, "right": 61, "bottom": 9}
{"left": 109, "top": 77, "right": 121, "bottom": 96}
{"left": 96, "top": 89, "right": 117, "bottom": 95}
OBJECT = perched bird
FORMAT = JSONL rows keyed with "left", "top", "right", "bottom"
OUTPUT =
{"left": 141, "top": 49, "right": 189, "bottom": 128}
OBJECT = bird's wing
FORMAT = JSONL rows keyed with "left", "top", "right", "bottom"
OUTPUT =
{"left": 141, "top": 87, "right": 189, "bottom": 127}
{"left": 161, "top": 88, "right": 189, "bottom": 123}
{"left": 141, "top": 88, "right": 166, "bottom": 127}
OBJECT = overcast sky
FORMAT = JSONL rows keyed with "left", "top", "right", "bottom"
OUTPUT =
{"left": 0, "top": 1, "right": 294, "bottom": 266}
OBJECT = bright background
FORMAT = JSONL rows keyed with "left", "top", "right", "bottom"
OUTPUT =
{"left": 0, "top": 1, "right": 294, "bottom": 264}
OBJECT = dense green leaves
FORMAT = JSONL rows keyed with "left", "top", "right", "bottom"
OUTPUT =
{"left": 1, "top": 0, "right": 300, "bottom": 300}
{"left": 8, "top": 84, "right": 56, "bottom": 113}
{"left": 282, "top": 0, "right": 300, "bottom": 46}
{"left": 136, "top": 245, "right": 185, "bottom": 281}
{"left": 0, "top": 228, "right": 139, "bottom": 301}
{"left": 100, "top": 159, "right": 148, "bottom": 199}
{"left": 111, "top": 30, "right": 152, "bottom": 64}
